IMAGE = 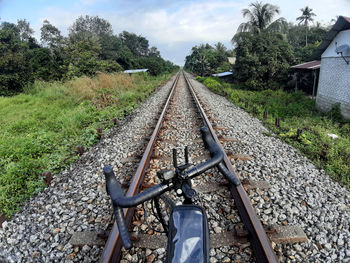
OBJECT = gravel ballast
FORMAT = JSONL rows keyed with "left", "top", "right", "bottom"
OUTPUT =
{"left": 187, "top": 73, "right": 350, "bottom": 263}
{"left": 120, "top": 73, "right": 253, "bottom": 262}
{"left": 1, "top": 71, "right": 349, "bottom": 263}
{"left": 0, "top": 75, "right": 175, "bottom": 262}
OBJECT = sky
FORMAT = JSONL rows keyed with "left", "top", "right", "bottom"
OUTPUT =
{"left": 1, "top": 0, "right": 350, "bottom": 66}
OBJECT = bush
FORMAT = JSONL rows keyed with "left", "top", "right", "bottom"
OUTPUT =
{"left": 0, "top": 72, "right": 173, "bottom": 217}
{"left": 201, "top": 77, "right": 350, "bottom": 187}
{"left": 233, "top": 32, "right": 295, "bottom": 90}
{"left": 326, "top": 103, "right": 344, "bottom": 123}
{"left": 202, "top": 77, "right": 223, "bottom": 94}
{"left": 97, "top": 60, "right": 123, "bottom": 73}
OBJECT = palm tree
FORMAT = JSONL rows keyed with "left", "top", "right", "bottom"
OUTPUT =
{"left": 296, "top": 6, "right": 316, "bottom": 46}
{"left": 236, "top": 1, "right": 286, "bottom": 34}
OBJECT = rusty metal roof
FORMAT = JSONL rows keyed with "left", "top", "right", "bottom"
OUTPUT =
{"left": 291, "top": 60, "right": 321, "bottom": 70}
{"left": 313, "top": 16, "right": 350, "bottom": 59}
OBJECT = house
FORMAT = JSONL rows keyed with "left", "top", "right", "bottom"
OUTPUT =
{"left": 315, "top": 16, "right": 350, "bottom": 119}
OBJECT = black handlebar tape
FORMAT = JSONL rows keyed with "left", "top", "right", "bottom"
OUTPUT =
{"left": 198, "top": 127, "right": 241, "bottom": 186}
{"left": 184, "top": 127, "right": 224, "bottom": 178}
{"left": 113, "top": 183, "right": 170, "bottom": 208}
{"left": 103, "top": 166, "right": 132, "bottom": 249}
{"left": 113, "top": 204, "right": 133, "bottom": 249}
{"left": 217, "top": 162, "right": 241, "bottom": 186}
{"left": 200, "top": 126, "right": 222, "bottom": 156}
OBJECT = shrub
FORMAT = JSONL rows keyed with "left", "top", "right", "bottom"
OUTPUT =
{"left": 202, "top": 77, "right": 223, "bottom": 94}
{"left": 0, "top": 72, "right": 172, "bottom": 217}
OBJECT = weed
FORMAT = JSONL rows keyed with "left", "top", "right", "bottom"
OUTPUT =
{"left": 198, "top": 76, "right": 350, "bottom": 188}
{"left": 0, "top": 71, "right": 173, "bottom": 217}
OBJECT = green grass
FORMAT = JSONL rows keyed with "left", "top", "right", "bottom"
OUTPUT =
{"left": 198, "top": 76, "right": 350, "bottom": 188}
{"left": 0, "top": 72, "right": 173, "bottom": 217}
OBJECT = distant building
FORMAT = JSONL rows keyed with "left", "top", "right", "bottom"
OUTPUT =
{"left": 123, "top": 69, "right": 148, "bottom": 74}
{"left": 227, "top": 57, "right": 236, "bottom": 65}
{"left": 314, "top": 16, "right": 350, "bottom": 119}
{"left": 290, "top": 60, "right": 320, "bottom": 98}
{"left": 212, "top": 71, "right": 233, "bottom": 82}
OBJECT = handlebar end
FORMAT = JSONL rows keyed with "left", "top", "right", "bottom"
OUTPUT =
{"left": 103, "top": 165, "right": 114, "bottom": 176}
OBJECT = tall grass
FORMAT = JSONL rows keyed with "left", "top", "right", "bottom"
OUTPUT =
{"left": 198, "top": 77, "right": 350, "bottom": 187}
{"left": 0, "top": 72, "right": 172, "bottom": 217}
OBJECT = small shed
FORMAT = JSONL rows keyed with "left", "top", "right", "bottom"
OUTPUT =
{"left": 212, "top": 71, "right": 233, "bottom": 82}
{"left": 123, "top": 69, "right": 148, "bottom": 74}
{"left": 314, "top": 16, "right": 350, "bottom": 119}
{"left": 291, "top": 60, "right": 320, "bottom": 98}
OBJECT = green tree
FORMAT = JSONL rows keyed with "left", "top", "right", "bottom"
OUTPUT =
{"left": 236, "top": 1, "right": 286, "bottom": 35}
{"left": 40, "top": 20, "right": 67, "bottom": 79}
{"left": 66, "top": 39, "right": 102, "bottom": 78}
{"left": 17, "top": 19, "right": 34, "bottom": 42}
{"left": 99, "top": 34, "right": 123, "bottom": 61}
{"left": 119, "top": 31, "right": 149, "bottom": 57}
{"left": 28, "top": 47, "right": 56, "bottom": 80}
{"left": 66, "top": 16, "right": 117, "bottom": 78}
{"left": 296, "top": 6, "right": 316, "bottom": 46}
{"left": 69, "top": 15, "right": 113, "bottom": 42}
{"left": 233, "top": 32, "right": 295, "bottom": 90}
{"left": 0, "top": 22, "right": 31, "bottom": 95}
{"left": 149, "top": 46, "right": 161, "bottom": 57}
{"left": 40, "top": 20, "right": 64, "bottom": 48}
{"left": 184, "top": 43, "right": 230, "bottom": 76}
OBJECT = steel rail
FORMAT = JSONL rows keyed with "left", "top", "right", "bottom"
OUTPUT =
{"left": 100, "top": 72, "right": 180, "bottom": 263}
{"left": 183, "top": 72, "right": 279, "bottom": 263}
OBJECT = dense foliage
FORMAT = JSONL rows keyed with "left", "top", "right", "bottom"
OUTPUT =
{"left": 236, "top": 1, "right": 287, "bottom": 34}
{"left": 185, "top": 2, "right": 330, "bottom": 90}
{"left": 184, "top": 43, "right": 233, "bottom": 76}
{"left": 197, "top": 76, "right": 350, "bottom": 187}
{"left": 233, "top": 32, "right": 294, "bottom": 90}
{"left": 0, "top": 72, "right": 172, "bottom": 217}
{"left": 0, "top": 16, "right": 178, "bottom": 96}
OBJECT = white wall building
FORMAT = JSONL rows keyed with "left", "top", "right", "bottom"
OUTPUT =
{"left": 316, "top": 16, "right": 350, "bottom": 119}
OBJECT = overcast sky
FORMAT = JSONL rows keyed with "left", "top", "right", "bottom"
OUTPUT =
{"left": 1, "top": 0, "right": 349, "bottom": 65}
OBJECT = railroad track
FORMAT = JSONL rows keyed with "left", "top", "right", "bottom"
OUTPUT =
{"left": 100, "top": 71, "right": 278, "bottom": 262}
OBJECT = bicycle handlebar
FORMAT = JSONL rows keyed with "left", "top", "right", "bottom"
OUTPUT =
{"left": 103, "top": 126, "right": 233, "bottom": 249}
{"left": 103, "top": 166, "right": 133, "bottom": 249}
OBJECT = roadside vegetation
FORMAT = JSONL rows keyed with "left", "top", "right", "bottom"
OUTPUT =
{"left": 186, "top": 2, "right": 350, "bottom": 187}
{"left": 184, "top": 2, "right": 328, "bottom": 91}
{"left": 0, "top": 15, "right": 178, "bottom": 96}
{"left": 197, "top": 76, "right": 350, "bottom": 187}
{"left": 0, "top": 72, "right": 173, "bottom": 217}
{"left": 0, "top": 13, "right": 179, "bottom": 217}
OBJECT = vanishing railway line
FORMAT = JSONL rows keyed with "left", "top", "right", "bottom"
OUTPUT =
{"left": 1, "top": 70, "right": 348, "bottom": 262}
{"left": 101, "top": 71, "right": 278, "bottom": 262}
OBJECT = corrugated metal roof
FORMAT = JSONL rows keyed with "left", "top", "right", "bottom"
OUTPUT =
{"left": 123, "top": 69, "right": 148, "bottom": 74}
{"left": 212, "top": 71, "right": 233, "bottom": 77}
{"left": 291, "top": 60, "right": 321, "bottom": 70}
{"left": 313, "top": 16, "right": 350, "bottom": 59}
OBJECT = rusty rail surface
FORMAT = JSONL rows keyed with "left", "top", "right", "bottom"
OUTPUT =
{"left": 100, "top": 72, "right": 180, "bottom": 263}
{"left": 183, "top": 72, "right": 278, "bottom": 263}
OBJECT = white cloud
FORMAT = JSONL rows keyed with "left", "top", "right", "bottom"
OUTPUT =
{"left": 106, "top": 1, "right": 244, "bottom": 43}
{"left": 33, "top": 0, "right": 350, "bottom": 65}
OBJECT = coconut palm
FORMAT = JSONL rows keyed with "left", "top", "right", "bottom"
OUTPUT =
{"left": 296, "top": 6, "right": 316, "bottom": 45}
{"left": 236, "top": 1, "right": 286, "bottom": 34}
